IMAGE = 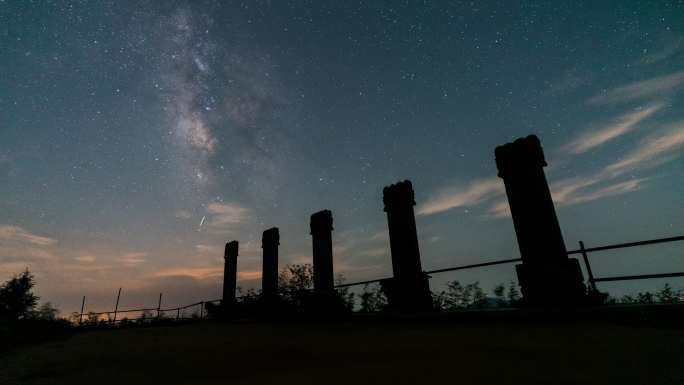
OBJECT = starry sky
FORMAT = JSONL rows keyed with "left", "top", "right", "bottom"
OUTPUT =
{"left": 1, "top": 1, "right": 683, "bottom": 314}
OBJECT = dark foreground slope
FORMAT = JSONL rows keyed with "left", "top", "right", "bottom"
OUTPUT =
{"left": 1, "top": 310, "right": 683, "bottom": 385}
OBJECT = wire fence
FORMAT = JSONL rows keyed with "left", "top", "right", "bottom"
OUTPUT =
{"left": 78, "top": 298, "right": 222, "bottom": 325}
{"left": 78, "top": 233, "right": 684, "bottom": 325}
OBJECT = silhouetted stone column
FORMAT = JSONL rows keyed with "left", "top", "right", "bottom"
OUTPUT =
{"left": 261, "top": 227, "right": 280, "bottom": 298}
{"left": 223, "top": 241, "right": 239, "bottom": 304}
{"left": 495, "top": 135, "right": 586, "bottom": 305}
{"left": 310, "top": 210, "right": 334, "bottom": 292}
{"left": 382, "top": 180, "right": 432, "bottom": 311}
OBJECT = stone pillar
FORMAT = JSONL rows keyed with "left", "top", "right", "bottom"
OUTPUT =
{"left": 382, "top": 180, "right": 432, "bottom": 311}
{"left": 223, "top": 241, "right": 239, "bottom": 304}
{"left": 495, "top": 135, "right": 586, "bottom": 305}
{"left": 310, "top": 210, "right": 334, "bottom": 292}
{"left": 261, "top": 227, "right": 280, "bottom": 298}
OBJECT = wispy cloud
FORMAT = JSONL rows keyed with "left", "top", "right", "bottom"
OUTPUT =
{"left": 149, "top": 266, "right": 261, "bottom": 283}
{"left": 74, "top": 255, "right": 97, "bottom": 263}
{"left": 487, "top": 200, "right": 510, "bottom": 218}
{"left": 550, "top": 176, "right": 644, "bottom": 208}
{"left": 433, "top": 121, "right": 681, "bottom": 218}
{"left": 559, "top": 179, "right": 643, "bottom": 206}
{"left": 488, "top": 177, "right": 644, "bottom": 218}
{"left": 564, "top": 103, "right": 664, "bottom": 154}
{"left": 194, "top": 244, "right": 217, "bottom": 254}
{"left": 151, "top": 266, "right": 223, "bottom": 280}
{"left": 206, "top": 202, "right": 251, "bottom": 228}
{"left": 417, "top": 178, "right": 504, "bottom": 216}
{"left": 588, "top": 70, "right": 684, "bottom": 105}
{"left": 603, "top": 122, "right": 684, "bottom": 176}
{"left": 118, "top": 252, "right": 147, "bottom": 267}
{"left": 0, "top": 225, "right": 57, "bottom": 246}
{"left": 358, "top": 247, "right": 388, "bottom": 258}
{"left": 238, "top": 271, "right": 262, "bottom": 281}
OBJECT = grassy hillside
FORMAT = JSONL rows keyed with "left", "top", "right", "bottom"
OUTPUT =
{"left": 1, "top": 313, "right": 682, "bottom": 385}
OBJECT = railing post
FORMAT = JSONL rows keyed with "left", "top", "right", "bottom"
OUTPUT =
{"left": 157, "top": 293, "right": 162, "bottom": 318}
{"left": 200, "top": 302, "right": 204, "bottom": 319}
{"left": 113, "top": 288, "right": 121, "bottom": 324}
{"left": 579, "top": 241, "right": 598, "bottom": 292}
{"left": 176, "top": 308, "right": 180, "bottom": 321}
{"left": 79, "top": 296, "right": 85, "bottom": 325}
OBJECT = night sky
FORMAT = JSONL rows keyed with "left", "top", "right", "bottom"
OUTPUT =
{"left": 2, "top": 1, "right": 683, "bottom": 314}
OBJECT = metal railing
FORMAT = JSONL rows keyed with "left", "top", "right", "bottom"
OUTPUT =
{"left": 334, "top": 234, "right": 684, "bottom": 290}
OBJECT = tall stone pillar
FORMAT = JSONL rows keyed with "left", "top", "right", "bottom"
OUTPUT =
{"left": 382, "top": 180, "right": 432, "bottom": 311}
{"left": 223, "top": 241, "right": 239, "bottom": 304}
{"left": 310, "top": 210, "right": 334, "bottom": 292}
{"left": 495, "top": 135, "right": 586, "bottom": 305}
{"left": 261, "top": 227, "right": 280, "bottom": 298}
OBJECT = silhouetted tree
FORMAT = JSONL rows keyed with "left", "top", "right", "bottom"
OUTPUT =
{"left": 470, "top": 283, "right": 487, "bottom": 308}
{"left": 278, "top": 263, "right": 314, "bottom": 302}
{"left": 507, "top": 280, "right": 521, "bottom": 304}
{"left": 619, "top": 294, "right": 636, "bottom": 304}
{"left": 616, "top": 284, "right": 683, "bottom": 304}
{"left": 432, "top": 290, "right": 447, "bottom": 310}
{"left": 0, "top": 269, "right": 39, "bottom": 320}
{"left": 434, "top": 281, "right": 488, "bottom": 310}
{"left": 655, "top": 283, "right": 679, "bottom": 303}
{"left": 493, "top": 284, "right": 507, "bottom": 306}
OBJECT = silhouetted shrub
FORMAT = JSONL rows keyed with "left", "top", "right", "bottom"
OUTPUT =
{"left": 335, "top": 274, "right": 355, "bottom": 311}
{"left": 208, "top": 264, "right": 353, "bottom": 319}
{"left": 637, "top": 292, "right": 655, "bottom": 304}
{"left": 359, "top": 283, "right": 386, "bottom": 312}
{"left": 278, "top": 263, "right": 314, "bottom": 305}
{"left": 29, "top": 302, "right": 59, "bottom": 320}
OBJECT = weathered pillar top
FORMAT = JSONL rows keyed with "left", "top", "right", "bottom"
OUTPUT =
{"left": 262, "top": 227, "right": 279, "bottom": 246}
{"left": 310, "top": 210, "right": 333, "bottom": 234}
{"left": 224, "top": 241, "right": 238, "bottom": 259}
{"left": 383, "top": 180, "right": 416, "bottom": 212}
{"left": 495, "top": 134, "right": 547, "bottom": 178}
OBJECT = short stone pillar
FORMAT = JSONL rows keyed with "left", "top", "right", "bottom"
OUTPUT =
{"left": 495, "top": 135, "right": 586, "bottom": 305}
{"left": 382, "top": 180, "right": 432, "bottom": 311}
{"left": 261, "top": 227, "right": 280, "bottom": 298}
{"left": 223, "top": 241, "right": 239, "bottom": 304}
{"left": 310, "top": 210, "right": 334, "bottom": 293}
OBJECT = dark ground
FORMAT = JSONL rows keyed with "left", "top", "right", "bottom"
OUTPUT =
{"left": 1, "top": 308, "right": 683, "bottom": 385}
